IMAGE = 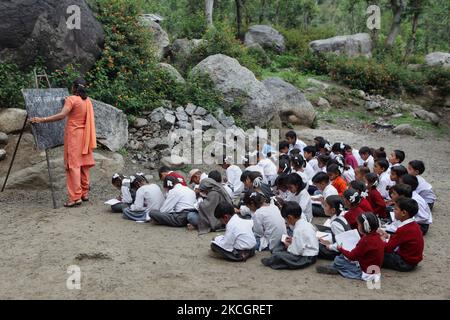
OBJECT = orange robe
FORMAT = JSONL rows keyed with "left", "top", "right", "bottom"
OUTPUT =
{"left": 64, "top": 96, "right": 97, "bottom": 201}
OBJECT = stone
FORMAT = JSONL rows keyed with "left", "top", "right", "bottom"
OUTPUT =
{"left": 185, "top": 103, "right": 197, "bottom": 116}
{"left": 262, "top": 77, "right": 316, "bottom": 127}
{"left": 392, "top": 124, "right": 416, "bottom": 136}
{"left": 0, "top": 108, "right": 27, "bottom": 134}
{"left": 157, "top": 63, "right": 185, "bottom": 84}
{"left": 0, "top": 132, "right": 8, "bottom": 146}
{"left": 145, "top": 137, "right": 170, "bottom": 150}
{"left": 194, "top": 106, "right": 208, "bottom": 116}
{"left": 140, "top": 17, "right": 170, "bottom": 60}
{"left": 0, "top": 0, "right": 104, "bottom": 73}
{"left": 411, "top": 109, "right": 440, "bottom": 125}
{"left": 128, "top": 140, "right": 143, "bottom": 151}
{"left": 133, "top": 118, "right": 148, "bottom": 129}
{"left": 204, "top": 114, "right": 226, "bottom": 132}
{"left": 170, "top": 38, "right": 206, "bottom": 65}
{"left": 317, "top": 97, "right": 331, "bottom": 109}
{"left": 244, "top": 25, "right": 286, "bottom": 53}
{"left": 216, "top": 109, "right": 235, "bottom": 128}
{"left": 309, "top": 33, "right": 372, "bottom": 58}
{"left": 307, "top": 78, "right": 330, "bottom": 90}
{"left": 161, "top": 113, "right": 176, "bottom": 129}
{"left": 150, "top": 107, "right": 166, "bottom": 122}
{"left": 175, "top": 107, "right": 189, "bottom": 122}
{"left": 161, "top": 155, "right": 188, "bottom": 169}
{"left": 176, "top": 121, "right": 192, "bottom": 131}
{"left": 365, "top": 101, "right": 382, "bottom": 111}
{"left": 0, "top": 149, "right": 5, "bottom": 161}
{"left": 425, "top": 52, "right": 450, "bottom": 69}
{"left": 191, "top": 54, "right": 278, "bottom": 127}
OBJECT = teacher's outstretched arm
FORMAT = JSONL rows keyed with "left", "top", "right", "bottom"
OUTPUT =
{"left": 29, "top": 105, "right": 71, "bottom": 124}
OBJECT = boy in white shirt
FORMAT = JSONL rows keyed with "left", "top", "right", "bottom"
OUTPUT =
{"left": 150, "top": 176, "right": 198, "bottom": 227}
{"left": 311, "top": 172, "right": 338, "bottom": 217}
{"left": 220, "top": 156, "right": 244, "bottom": 200}
{"left": 256, "top": 152, "right": 278, "bottom": 186}
{"left": 359, "top": 146, "right": 374, "bottom": 172}
{"left": 261, "top": 201, "right": 318, "bottom": 269}
{"left": 285, "top": 131, "right": 306, "bottom": 156}
{"left": 407, "top": 160, "right": 436, "bottom": 210}
{"left": 211, "top": 202, "right": 256, "bottom": 262}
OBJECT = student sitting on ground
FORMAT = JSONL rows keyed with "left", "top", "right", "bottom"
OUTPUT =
{"left": 241, "top": 171, "right": 274, "bottom": 201}
{"left": 388, "top": 149, "right": 406, "bottom": 168}
{"left": 244, "top": 192, "right": 286, "bottom": 252}
{"left": 256, "top": 152, "right": 278, "bottom": 187}
{"left": 122, "top": 174, "right": 165, "bottom": 222}
{"left": 390, "top": 165, "right": 408, "bottom": 185}
{"left": 149, "top": 176, "right": 197, "bottom": 227}
{"left": 261, "top": 201, "right": 319, "bottom": 270}
{"left": 188, "top": 169, "right": 208, "bottom": 191}
{"left": 359, "top": 146, "right": 374, "bottom": 172}
{"left": 349, "top": 180, "right": 374, "bottom": 213}
{"left": 327, "top": 163, "right": 348, "bottom": 196}
{"left": 285, "top": 173, "right": 313, "bottom": 222}
{"left": 399, "top": 174, "right": 433, "bottom": 236}
{"left": 355, "top": 166, "right": 370, "bottom": 183}
{"left": 220, "top": 156, "right": 244, "bottom": 200}
{"left": 344, "top": 144, "right": 359, "bottom": 170}
{"left": 311, "top": 172, "right": 338, "bottom": 218}
{"left": 195, "top": 178, "right": 234, "bottom": 234}
{"left": 407, "top": 160, "right": 436, "bottom": 211}
{"left": 342, "top": 188, "right": 364, "bottom": 230}
{"left": 379, "top": 197, "right": 424, "bottom": 272}
{"left": 303, "top": 145, "right": 321, "bottom": 177}
{"left": 374, "top": 158, "right": 393, "bottom": 199}
{"left": 316, "top": 213, "right": 384, "bottom": 283}
{"left": 210, "top": 202, "right": 256, "bottom": 262}
{"left": 279, "top": 141, "right": 291, "bottom": 162}
{"left": 208, "top": 170, "right": 234, "bottom": 199}
{"left": 110, "top": 173, "right": 134, "bottom": 213}
{"left": 158, "top": 166, "right": 187, "bottom": 186}
{"left": 318, "top": 195, "right": 351, "bottom": 260}
{"left": 285, "top": 131, "right": 307, "bottom": 156}
{"left": 365, "top": 173, "right": 387, "bottom": 219}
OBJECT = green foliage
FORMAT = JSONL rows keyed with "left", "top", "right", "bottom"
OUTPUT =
{"left": 279, "top": 26, "right": 336, "bottom": 55}
{"left": 0, "top": 64, "right": 32, "bottom": 109}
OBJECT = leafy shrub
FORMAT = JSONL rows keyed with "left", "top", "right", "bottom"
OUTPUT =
{"left": 279, "top": 26, "right": 336, "bottom": 55}
{"left": 0, "top": 64, "right": 32, "bottom": 109}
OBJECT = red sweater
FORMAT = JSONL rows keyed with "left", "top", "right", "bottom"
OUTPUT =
{"left": 339, "top": 232, "right": 385, "bottom": 273}
{"left": 168, "top": 171, "right": 187, "bottom": 186}
{"left": 345, "top": 206, "right": 364, "bottom": 230}
{"left": 359, "top": 198, "right": 374, "bottom": 213}
{"left": 367, "top": 188, "right": 387, "bottom": 218}
{"left": 385, "top": 221, "right": 424, "bottom": 265}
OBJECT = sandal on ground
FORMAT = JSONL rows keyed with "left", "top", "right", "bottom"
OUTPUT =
{"left": 81, "top": 197, "right": 89, "bottom": 202}
{"left": 64, "top": 200, "right": 82, "bottom": 208}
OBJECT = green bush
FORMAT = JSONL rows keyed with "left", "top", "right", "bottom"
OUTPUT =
{"left": 0, "top": 64, "right": 33, "bottom": 109}
{"left": 279, "top": 26, "right": 336, "bottom": 55}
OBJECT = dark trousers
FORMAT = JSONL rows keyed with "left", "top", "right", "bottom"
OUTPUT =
{"left": 418, "top": 223, "right": 429, "bottom": 236}
{"left": 318, "top": 243, "right": 339, "bottom": 261}
{"left": 210, "top": 243, "right": 255, "bottom": 262}
{"left": 383, "top": 252, "right": 416, "bottom": 272}
{"left": 150, "top": 210, "right": 190, "bottom": 227}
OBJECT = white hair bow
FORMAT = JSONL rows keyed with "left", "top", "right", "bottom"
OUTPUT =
{"left": 166, "top": 180, "right": 173, "bottom": 187}
{"left": 349, "top": 192, "right": 359, "bottom": 203}
{"left": 112, "top": 173, "right": 120, "bottom": 179}
{"left": 360, "top": 191, "right": 369, "bottom": 198}
{"left": 339, "top": 203, "right": 345, "bottom": 212}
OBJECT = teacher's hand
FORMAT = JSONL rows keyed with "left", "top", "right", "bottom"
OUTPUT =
{"left": 29, "top": 117, "right": 45, "bottom": 124}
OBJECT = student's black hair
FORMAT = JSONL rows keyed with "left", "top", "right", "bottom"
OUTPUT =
{"left": 158, "top": 166, "right": 171, "bottom": 175}
{"left": 208, "top": 170, "right": 223, "bottom": 183}
{"left": 375, "top": 158, "right": 390, "bottom": 171}
{"left": 131, "top": 174, "right": 148, "bottom": 190}
{"left": 163, "top": 175, "right": 179, "bottom": 189}
{"left": 356, "top": 166, "right": 370, "bottom": 176}
{"left": 286, "top": 173, "right": 306, "bottom": 194}
{"left": 318, "top": 140, "right": 331, "bottom": 151}
{"left": 400, "top": 174, "right": 419, "bottom": 192}
{"left": 326, "top": 163, "right": 341, "bottom": 175}
{"left": 393, "top": 150, "right": 406, "bottom": 163}
{"left": 243, "top": 191, "right": 266, "bottom": 209}
{"left": 112, "top": 173, "right": 125, "bottom": 185}
{"left": 247, "top": 171, "right": 264, "bottom": 183}
{"left": 373, "top": 147, "right": 387, "bottom": 160}
{"left": 73, "top": 77, "right": 88, "bottom": 100}
{"left": 275, "top": 174, "right": 289, "bottom": 188}
{"left": 281, "top": 201, "right": 302, "bottom": 219}
{"left": 290, "top": 148, "right": 301, "bottom": 157}
{"left": 343, "top": 188, "right": 361, "bottom": 206}
{"left": 279, "top": 140, "right": 290, "bottom": 152}
{"left": 317, "top": 154, "right": 331, "bottom": 166}
{"left": 303, "top": 145, "right": 316, "bottom": 155}
{"left": 409, "top": 160, "right": 425, "bottom": 175}
{"left": 359, "top": 146, "right": 372, "bottom": 155}
{"left": 350, "top": 180, "right": 367, "bottom": 194}
{"left": 391, "top": 165, "right": 408, "bottom": 178}
{"left": 389, "top": 184, "right": 412, "bottom": 198}
{"left": 290, "top": 154, "right": 305, "bottom": 169}
{"left": 285, "top": 131, "right": 297, "bottom": 140}
{"left": 332, "top": 142, "right": 345, "bottom": 154}
{"left": 214, "top": 201, "right": 235, "bottom": 220}
{"left": 395, "top": 197, "right": 419, "bottom": 218}
{"left": 279, "top": 158, "right": 291, "bottom": 175}
{"left": 325, "top": 195, "right": 345, "bottom": 216}
{"left": 344, "top": 144, "right": 352, "bottom": 152}
{"left": 312, "top": 172, "right": 330, "bottom": 184}
{"left": 240, "top": 170, "right": 250, "bottom": 183}
{"left": 365, "top": 173, "right": 379, "bottom": 187}
{"left": 314, "top": 136, "right": 325, "bottom": 144}
{"left": 357, "top": 212, "right": 379, "bottom": 233}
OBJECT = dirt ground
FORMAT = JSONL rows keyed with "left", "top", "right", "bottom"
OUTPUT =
{"left": 1, "top": 125, "right": 449, "bottom": 300}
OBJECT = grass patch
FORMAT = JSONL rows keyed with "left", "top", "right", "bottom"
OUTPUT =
{"left": 388, "top": 115, "right": 445, "bottom": 136}
{"left": 261, "top": 67, "right": 331, "bottom": 91}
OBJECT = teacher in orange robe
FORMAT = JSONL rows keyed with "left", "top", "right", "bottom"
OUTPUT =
{"left": 30, "top": 78, "right": 97, "bottom": 207}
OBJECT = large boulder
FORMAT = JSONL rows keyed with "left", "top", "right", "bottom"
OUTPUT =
{"left": 425, "top": 52, "right": 450, "bottom": 69}
{"left": 140, "top": 17, "right": 170, "bottom": 60}
{"left": 0, "top": 132, "right": 8, "bottom": 146}
{"left": 0, "top": 108, "right": 27, "bottom": 134}
{"left": 157, "top": 63, "right": 185, "bottom": 84}
{"left": 262, "top": 77, "right": 316, "bottom": 127}
{"left": 92, "top": 100, "right": 129, "bottom": 152}
{"left": 309, "top": 33, "right": 372, "bottom": 58}
{"left": 244, "top": 25, "right": 286, "bottom": 53}
{"left": 190, "top": 54, "right": 279, "bottom": 127}
{"left": 169, "top": 38, "right": 205, "bottom": 65}
{"left": 0, "top": 0, "right": 104, "bottom": 73}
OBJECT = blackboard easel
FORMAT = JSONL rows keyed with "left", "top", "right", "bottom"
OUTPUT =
{"left": 1, "top": 69, "right": 58, "bottom": 209}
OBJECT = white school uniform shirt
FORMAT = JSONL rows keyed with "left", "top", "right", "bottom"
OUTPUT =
{"left": 159, "top": 184, "right": 197, "bottom": 214}
{"left": 289, "top": 139, "right": 307, "bottom": 155}
{"left": 307, "top": 158, "right": 321, "bottom": 175}
{"left": 416, "top": 175, "right": 436, "bottom": 204}
{"left": 121, "top": 178, "right": 133, "bottom": 204}
{"left": 412, "top": 191, "right": 433, "bottom": 225}
{"left": 342, "top": 167, "right": 356, "bottom": 183}
{"left": 323, "top": 184, "right": 339, "bottom": 199}
{"left": 328, "top": 215, "right": 350, "bottom": 252}
{"left": 288, "top": 219, "right": 319, "bottom": 257}
{"left": 226, "top": 165, "right": 244, "bottom": 195}
{"left": 353, "top": 149, "right": 364, "bottom": 166}
{"left": 377, "top": 171, "right": 392, "bottom": 199}
{"left": 252, "top": 204, "right": 287, "bottom": 251}
{"left": 363, "top": 155, "right": 375, "bottom": 172}
{"left": 130, "top": 184, "right": 165, "bottom": 212}
{"left": 257, "top": 158, "right": 278, "bottom": 185}
{"left": 287, "top": 188, "right": 313, "bottom": 222}
{"left": 304, "top": 161, "right": 316, "bottom": 182}
{"left": 212, "top": 214, "right": 256, "bottom": 252}
{"left": 294, "top": 170, "right": 310, "bottom": 186}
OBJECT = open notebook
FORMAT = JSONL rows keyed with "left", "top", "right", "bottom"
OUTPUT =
{"left": 334, "top": 229, "right": 361, "bottom": 251}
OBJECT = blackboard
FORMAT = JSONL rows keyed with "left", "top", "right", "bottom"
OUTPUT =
{"left": 22, "top": 88, "right": 69, "bottom": 151}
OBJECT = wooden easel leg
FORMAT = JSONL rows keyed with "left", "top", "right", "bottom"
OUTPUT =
{"left": 45, "top": 149, "right": 57, "bottom": 209}
{"left": 1, "top": 115, "right": 28, "bottom": 192}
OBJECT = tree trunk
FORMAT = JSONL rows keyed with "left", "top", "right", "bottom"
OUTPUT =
{"left": 385, "top": 0, "right": 406, "bottom": 48}
{"left": 404, "top": 0, "right": 422, "bottom": 60}
{"left": 236, "top": 0, "right": 244, "bottom": 40}
{"left": 259, "top": 0, "right": 267, "bottom": 23}
{"left": 205, "top": 0, "right": 214, "bottom": 27}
